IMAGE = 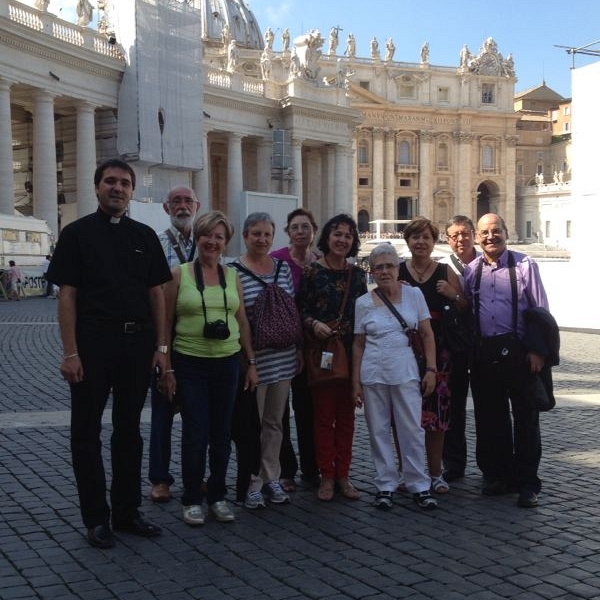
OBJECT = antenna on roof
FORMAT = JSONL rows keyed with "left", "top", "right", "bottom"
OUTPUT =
{"left": 554, "top": 39, "right": 600, "bottom": 69}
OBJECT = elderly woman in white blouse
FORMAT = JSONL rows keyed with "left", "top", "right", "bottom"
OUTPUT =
{"left": 352, "top": 244, "right": 438, "bottom": 510}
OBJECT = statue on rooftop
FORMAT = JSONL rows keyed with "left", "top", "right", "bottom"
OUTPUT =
{"left": 264, "top": 27, "right": 274, "bottom": 51}
{"left": 345, "top": 33, "right": 356, "bottom": 58}
{"left": 420, "top": 42, "right": 429, "bottom": 64}
{"left": 76, "top": 0, "right": 93, "bottom": 28}
{"left": 282, "top": 28, "right": 290, "bottom": 52}
{"left": 35, "top": 0, "right": 49, "bottom": 10}
{"left": 370, "top": 37, "right": 380, "bottom": 60}
{"left": 329, "top": 27, "right": 339, "bottom": 55}
{"left": 384, "top": 38, "right": 395, "bottom": 62}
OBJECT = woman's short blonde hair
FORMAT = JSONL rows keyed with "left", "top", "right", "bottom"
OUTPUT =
{"left": 193, "top": 210, "right": 235, "bottom": 243}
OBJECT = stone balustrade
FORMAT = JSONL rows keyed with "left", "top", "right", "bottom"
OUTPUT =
{"left": 3, "top": 0, "right": 124, "bottom": 60}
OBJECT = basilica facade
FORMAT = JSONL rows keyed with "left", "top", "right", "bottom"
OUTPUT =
{"left": 1, "top": 0, "right": 520, "bottom": 248}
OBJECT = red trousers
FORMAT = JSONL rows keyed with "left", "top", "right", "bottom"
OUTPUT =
{"left": 311, "top": 380, "right": 355, "bottom": 480}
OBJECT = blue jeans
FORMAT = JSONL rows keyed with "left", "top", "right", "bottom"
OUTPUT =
{"left": 173, "top": 351, "right": 240, "bottom": 506}
{"left": 148, "top": 379, "right": 176, "bottom": 486}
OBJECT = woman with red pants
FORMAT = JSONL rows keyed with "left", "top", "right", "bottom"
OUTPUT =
{"left": 297, "top": 214, "right": 367, "bottom": 501}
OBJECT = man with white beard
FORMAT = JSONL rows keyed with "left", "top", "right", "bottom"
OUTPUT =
{"left": 149, "top": 185, "right": 200, "bottom": 502}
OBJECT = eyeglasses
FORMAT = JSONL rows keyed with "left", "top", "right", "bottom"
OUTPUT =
{"left": 167, "top": 198, "right": 198, "bottom": 207}
{"left": 478, "top": 228, "right": 504, "bottom": 239}
{"left": 447, "top": 231, "right": 472, "bottom": 241}
{"left": 289, "top": 223, "right": 313, "bottom": 232}
{"left": 372, "top": 262, "right": 398, "bottom": 272}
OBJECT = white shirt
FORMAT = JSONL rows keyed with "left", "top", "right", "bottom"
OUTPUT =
{"left": 354, "top": 287, "right": 430, "bottom": 386}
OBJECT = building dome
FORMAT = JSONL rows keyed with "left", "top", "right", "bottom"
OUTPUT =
{"left": 196, "top": 0, "right": 263, "bottom": 49}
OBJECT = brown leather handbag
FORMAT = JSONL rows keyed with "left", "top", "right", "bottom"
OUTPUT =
{"left": 305, "top": 268, "right": 352, "bottom": 388}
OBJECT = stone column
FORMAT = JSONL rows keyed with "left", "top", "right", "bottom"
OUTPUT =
{"left": 418, "top": 130, "right": 434, "bottom": 218}
{"left": 256, "top": 137, "right": 272, "bottom": 193}
{"left": 193, "top": 130, "right": 211, "bottom": 209}
{"left": 33, "top": 90, "right": 58, "bottom": 237}
{"left": 321, "top": 145, "right": 335, "bottom": 223}
{"left": 334, "top": 144, "right": 351, "bottom": 214}
{"left": 372, "top": 128, "right": 385, "bottom": 220}
{"left": 454, "top": 131, "right": 472, "bottom": 218}
{"left": 227, "top": 132, "right": 244, "bottom": 254}
{"left": 351, "top": 137, "right": 358, "bottom": 218}
{"left": 504, "top": 135, "right": 518, "bottom": 237}
{"left": 0, "top": 78, "right": 15, "bottom": 216}
{"left": 291, "top": 138, "right": 303, "bottom": 203}
{"left": 384, "top": 130, "right": 396, "bottom": 220}
{"left": 76, "top": 102, "right": 97, "bottom": 218}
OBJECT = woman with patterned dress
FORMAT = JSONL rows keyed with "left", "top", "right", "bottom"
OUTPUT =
{"left": 398, "top": 217, "right": 467, "bottom": 494}
{"left": 297, "top": 214, "right": 367, "bottom": 501}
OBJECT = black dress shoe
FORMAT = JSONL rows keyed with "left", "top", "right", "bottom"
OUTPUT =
{"left": 443, "top": 469, "right": 465, "bottom": 482}
{"left": 113, "top": 515, "right": 162, "bottom": 538}
{"left": 517, "top": 490, "right": 538, "bottom": 508}
{"left": 482, "top": 478, "right": 508, "bottom": 496}
{"left": 87, "top": 524, "right": 115, "bottom": 549}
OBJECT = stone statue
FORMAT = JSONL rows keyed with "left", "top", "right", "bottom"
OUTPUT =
{"left": 221, "top": 22, "right": 230, "bottom": 47}
{"left": 558, "top": 170, "right": 564, "bottom": 183}
{"left": 76, "top": 0, "right": 93, "bottom": 27}
{"left": 282, "top": 28, "right": 290, "bottom": 52}
{"left": 420, "top": 42, "right": 429, "bottom": 63}
{"left": 34, "top": 0, "right": 49, "bottom": 10}
{"left": 503, "top": 53, "right": 515, "bottom": 77}
{"left": 304, "top": 29, "right": 323, "bottom": 80}
{"left": 345, "top": 33, "right": 356, "bottom": 58}
{"left": 370, "top": 36, "right": 380, "bottom": 60}
{"left": 260, "top": 50, "right": 273, "bottom": 80}
{"left": 328, "top": 27, "right": 339, "bottom": 55}
{"left": 460, "top": 44, "right": 471, "bottom": 68}
{"left": 384, "top": 38, "right": 395, "bottom": 62}
{"left": 264, "top": 27, "right": 274, "bottom": 51}
{"left": 227, "top": 39, "right": 239, "bottom": 73}
{"left": 289, "top": 49, "right": 301, "bottom": 78}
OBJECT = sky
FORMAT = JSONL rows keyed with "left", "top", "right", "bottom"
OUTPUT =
{"left": 42, "top": 0, "right": 600, "bottom": 98}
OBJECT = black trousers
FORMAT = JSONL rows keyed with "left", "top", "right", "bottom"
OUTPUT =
{"left": 70, "top": 325, "right": 154, "bottom": 528}
{"left": 442, "top": 351, "right": 470, "bottom": 474}
{"left": 279, "top": 368, "right": 318, "bottom": 481}
{"left": 470, "top": 357, "right": 542, "bottom": 493}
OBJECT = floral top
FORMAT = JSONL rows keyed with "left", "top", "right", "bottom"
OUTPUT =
{"left": 297, "top": 262, "right": 367, "bottom": 354}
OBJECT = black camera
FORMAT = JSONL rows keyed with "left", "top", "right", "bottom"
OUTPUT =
{"left": 203, "top": 319, "right": 230, "bottom": 340}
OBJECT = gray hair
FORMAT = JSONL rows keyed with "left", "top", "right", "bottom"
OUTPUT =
{"left": 242, "top": 212, "right": 276, "bottom": 236}
{"left": 368, "top": 242, "right": 399, "bottom": 268}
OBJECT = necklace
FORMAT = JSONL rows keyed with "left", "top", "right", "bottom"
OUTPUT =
{"left": 411, "top": 260, "right": 434, "bottom": 282}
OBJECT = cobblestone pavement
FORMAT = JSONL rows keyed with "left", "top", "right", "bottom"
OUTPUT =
{"left": 1, "top": 297, "right": 600, "bottom": 600}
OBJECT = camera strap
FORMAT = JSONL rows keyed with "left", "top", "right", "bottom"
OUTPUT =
{"left": 193, "top": 260, "right": 229, "bottom": 327}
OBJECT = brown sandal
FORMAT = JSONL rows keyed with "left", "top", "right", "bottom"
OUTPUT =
{"left": 280, "top": 478, "right": 296, "bottom": 493}
{"left": 317, "top": 478, "right": 334, "bottom": 501}
{"left": 338, "top": 477, "right": 361, "bottom": 500}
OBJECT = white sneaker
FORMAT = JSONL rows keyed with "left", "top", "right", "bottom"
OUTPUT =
{"left": 182, "top": 504, "right": 204, "bottom": 526}
{"left": 264, "top": 480, "right": 290, "bottom": 504}
{"left": 244, "top": 490, "right": 266, "bottom": 509}
{"left": 210, "top": 500, "right": 235, "bottom": 522}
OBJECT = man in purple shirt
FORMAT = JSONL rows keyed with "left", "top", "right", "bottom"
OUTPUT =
{"left": 464, "top": 213, "right": 549, "bottom": 508}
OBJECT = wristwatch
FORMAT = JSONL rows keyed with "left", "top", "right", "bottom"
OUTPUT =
{"left": 155, "top": 345, "right": 168, "bottom": 354}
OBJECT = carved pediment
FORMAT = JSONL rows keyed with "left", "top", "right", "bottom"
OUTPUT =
{"left": 346, "top": 84, "right": 387, "bottom": 105}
